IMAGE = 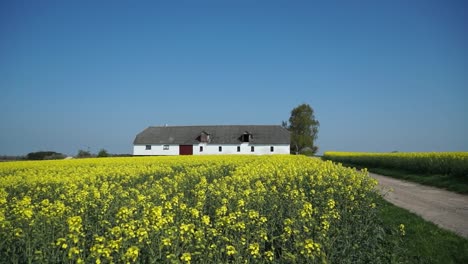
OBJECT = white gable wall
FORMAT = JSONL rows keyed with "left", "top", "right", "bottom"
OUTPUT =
{"left": 133, "top": 143, "right": 290, "bottom": 155}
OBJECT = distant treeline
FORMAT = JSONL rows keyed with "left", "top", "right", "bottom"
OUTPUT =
{"left": 0, "top": 150, "right": 133, "bottom": 161}
{"left": 27, "top": 151, "right": 66, "bottom": 160}
{"left": 0, "top": 155, "right": 25, "bottom": 162}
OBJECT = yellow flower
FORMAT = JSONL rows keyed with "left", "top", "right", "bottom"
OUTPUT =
{"left": 399, "top": 224, "right": 406, "bottom": 236}
{"left": 14, "top": 228, "right": 23, "bottom": 237}
{"left": 124, "top": 246, "right": 139, "bottom": 262}
{"left": 180, "top": 252, "right": 191, "bottom": 263}
{"left": 180, "top": 223, "right": 195, "bottom": 234}
{"left": 248, "top": 210, "right": 259, "bottom": 219}
{"left": 23, "top": 208, "right": 33, "bottom": 219}
{"left": 322, "top": 220, "right": 330, "bottom": 231}
{"left": 301, "top": 239, "right": 321, "bottom": 257}
{"left": 249, "top": 243, "right": 260, "bottom": 258}
{"left": 301, "top": 202, "right": 313, "bottom": 217}
{"left": 68, "top": 247, "right": 80, "bottom": 258}
{"left": 162, "top": 238, "right": 171, "bottom": 246}
{"left": 265, "top": 251, "right": 274, "bottom": 261}
{"left": 216, "top": 205, "right": 227, "bottom": 216}
{"left": 190, "top": 208, "right": 199, "bottom": 218}
{"left": 202, "top": 215, "right": 210, "bottom": 226}
{"left": 226, "top": 245, "right": 237, "bottom": 256}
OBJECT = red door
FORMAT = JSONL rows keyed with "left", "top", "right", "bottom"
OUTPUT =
{"left": 179, "top": 145, "right": 193, "bottom": 155}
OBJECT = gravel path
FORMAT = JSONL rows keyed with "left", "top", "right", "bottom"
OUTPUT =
{"left": 370, "top": 173, "right": 468, "bottom": 239}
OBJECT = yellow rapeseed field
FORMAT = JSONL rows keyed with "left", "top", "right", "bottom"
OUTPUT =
{"left": 0, "top": 155, "right": 392, "bottom": 263}
{"left": 323, "top": 151, "right": 468, "bottom": 177}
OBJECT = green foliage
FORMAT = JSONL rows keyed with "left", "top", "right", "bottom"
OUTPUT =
{"left": 97, "top": 149, "right": 109, "bottom": 158}
{"left": 26, "top": 151, "right": 65, "bottom": 160}
{"left": 286, "top": 103, "right": 320, "bottom": 154}
{"left": 43, "top": 153, "right": 67, "bottom": 160}
{"left": 377, "top": 197, "right": 468, "bottom": 263}
{"left": 76, "top": 149, "right": 92, "bottom": 158}
{"left": 299, "top": 148, "right": 317, "bottom": 157}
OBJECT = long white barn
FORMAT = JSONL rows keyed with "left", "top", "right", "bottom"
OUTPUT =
{"left": 133, "top": 125, "right": 290, "bottom": 155}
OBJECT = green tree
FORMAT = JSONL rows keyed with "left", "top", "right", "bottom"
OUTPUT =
{"left": 76, "top": 149, "right": 92, "bottom": 158}
{"left": 97, "top": 149, "right": 109, "bottom": 158}
{"left": 285, "top": 103, "right": 320, "bottom": 155}
{"left": 26, "top": 151, "right": 65, "bottom": 160}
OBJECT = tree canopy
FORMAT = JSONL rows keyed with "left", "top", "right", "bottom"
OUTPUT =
{"left": 285, "top": 103, "right": 320, "bottom": 155}
{"left": 26, "top": 151, "right": 65, "bottom": 160}
{"left": 97, "top": 149, "right": 109, "bottom": 158}
{"left": 76, "top": 149, "right": 92, "bottom": 158}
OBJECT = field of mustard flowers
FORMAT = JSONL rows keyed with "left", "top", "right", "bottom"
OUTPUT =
{"left": 0, "top": 155, "right": 396, "bottom": 263}
{"left": 323, "top": 152, "right": 468, "bottom": 177}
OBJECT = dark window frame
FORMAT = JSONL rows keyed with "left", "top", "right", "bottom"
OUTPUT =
{"left": 270, "top": 146, "right": 274, "bottom": 152}
{"left": 251, "top": 146, "right": 255, "bottom": 152}
{"left": 200, "top": 146, "right": 203, "bottom": 152}
{"left": 163, "top": 145, "right": 169, "bottom": 150}
{"left": 237, "top": 146, "right": 241, "bottom": 152}
{"left": 145, "top": 145, "right": 151, "bottom": 150}
{"left": 241, "top": 132, "right": 253, "bottom": 143}
{"left": 219, "top": 146, "right": 222, "bottom": 152}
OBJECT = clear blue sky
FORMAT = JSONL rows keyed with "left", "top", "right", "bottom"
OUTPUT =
{"left": 1, "top": 0, "right": 467, "bottom": 156}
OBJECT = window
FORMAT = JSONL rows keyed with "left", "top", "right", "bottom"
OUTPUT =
{"left": 251, "top": 146, "right": 255, "bottom": 152}
{"left": 219, "top": 146, "right": 222, "bottom": 152}
{"left": 145, "top": 145, "right": 151, "bottom": 150}
{"left": 200, "top": 132, "right": 211, "bottom": 143}
{"left": 163, "top": 145, "right": 169, "bottom": 150}
{"left": 200, "top": 146, "right": 203, "bottom": 152}
{"left": 270, "top": 146, "right": 274, "bottom": 152}
{"left": 237, "top": 146, "right": 241, "bottom": 152}
{"left": 241, "top": 132, "right": 252, "bottom": 142}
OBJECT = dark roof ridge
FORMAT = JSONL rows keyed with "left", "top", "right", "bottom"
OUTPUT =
{"left": 149, "top": 125, "right": 283, "bottom": 127}
{"left": 134, "top": 125, "right": 290, "bottom": 145}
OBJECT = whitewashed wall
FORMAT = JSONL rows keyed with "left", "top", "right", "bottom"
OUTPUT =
{"left": 134, "top": 143, "right": 290, "bottom": 155}
{"left": 193, "top": 143, "right": 289, "bottom": 155}
{"left": 133, "top": 144, "right": 179, "bottom": 155}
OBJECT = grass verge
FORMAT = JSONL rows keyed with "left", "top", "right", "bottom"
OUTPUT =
{"left": 377, "top": 197, "right": 468, "bottom": 263}
{"left": 335, "top": 162, "right": 468, "bottom": 194}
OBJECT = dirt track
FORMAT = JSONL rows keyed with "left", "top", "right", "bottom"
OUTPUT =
{"left": 370, "top": 173, "right": 468, "bottom": 239}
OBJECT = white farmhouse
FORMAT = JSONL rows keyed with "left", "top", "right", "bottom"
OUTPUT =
{"left": 133, "top": 125, "right": 290, "bottom": 155}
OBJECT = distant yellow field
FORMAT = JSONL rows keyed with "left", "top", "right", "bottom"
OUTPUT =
{"left": 323, "top": 152, "right": 468, "bottom": 176}
{"left": 1, "top": 155, "right": 391, "bottom": 263}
